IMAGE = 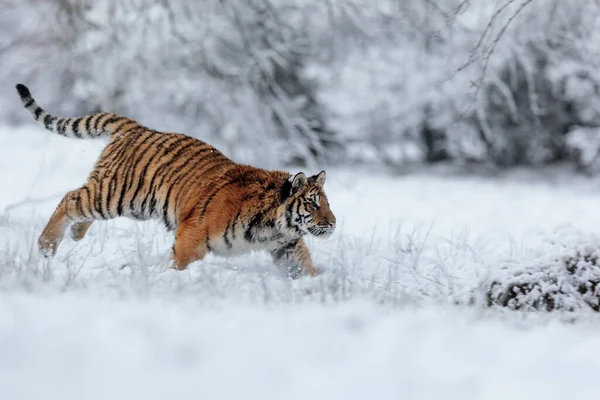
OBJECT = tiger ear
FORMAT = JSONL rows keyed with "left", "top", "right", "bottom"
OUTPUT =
{"left": 291, "top": 172, "right": 307, "bottom": 192}
{"left": 279, "top": 172, "right": 307, "bottom": 201}
{"left": 314, "top": 170, "right": 326, "bottom": 186}
{"left": 280, "top": 172, "right": 306, "bottom": 201}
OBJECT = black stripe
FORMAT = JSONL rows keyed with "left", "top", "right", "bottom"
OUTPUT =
{"left": 80, "top": 187, "right": 92, "bottom": 218}
{"left": 72, "top": 118, "right": 82, "bottom": 138}
{"left": 92, "top": 114, "right": 104, "bottom": 133}
{"left": 129, "top": 134, "right": 175, "bottom": 217}
{"left": 230, "top": 210, "right": 242, "bottom": 240}
{"left": 141, "top": 139, "right": 204, "bottom": 210}
{"left": 257, "top": 219, "right": 277, "bottom": 243}
{"left": 95, "top": 179, "right": 108, "bottom": 220}
{"left": 205, "top": 228, "right": 212, "bottom": 251}
{"left": 86, "top": 185, "right": 100, "bottom": 219}
{"left": 105, "top": 178, "right": 117, "bottom": 218}
{"left": 24, "top": 99, "right": 34, "bottom": 108}
{"left": 272, "top": 239, "right": 299, "bottom": 260}
{"left": 146, "top": 144, "right": 212, "bottom": 211}
{"left": 149, "top": 145, "right": 214, "bottom": 212}
{"left": 116, "top": 189, "right": 125, "bottom": 216}
{"left": 95, "top": 114, "right": 112, "bottom": 134}
{"left": 244, "top": 211, "right": 264, "bottom": 242}
{"left": 161, "top": 185, "right": 176, "bottom": 230}
{"left": 176, "top": 163, "right": 229, "bottom": 214}
{"left": 61, "top": 119, "right": 70, "bottom": 136}
{"left": 294, "top": 200, "right": 304, "bottom": 224}
{"left": 117, "top": 132, "right": 161, "bottom": 200}
{"left": 88, "top": 172, "right": 100, "bottom": 183}
{"left": 115, "top": 132, "right": 158, "bottom": 216}
{"left": 172, "top": 158, "right": 231, "bottom": 211}
{"left": 223, "top": 234, "right": 231, "bottom": 249}
{"left": 102, "top": 140, "right": 134, "bottom": 216}
{"left": 88, "top": 173, "right": 105, "bottom": 219}
{"left": 115, "top": 168, "right": 128, "bottom": 217}
{"left": 64, "top": 197, "right": 73, "bottom": 219}
{"left": 159, "top": 149, "right": 228, "bottom": 228}
{"left": 120, "top": 133, "right": 167, "bottom": 212}
{"left": 33, "top": 107, "right": 43, "bottom": 120}
{"left": 223, "top": 219, "right": 232, "bottom": 249}
{"left": 84, "top": 116, "right": 92, "bottom": 136}
{"left": 139, "top": 136, "right": 192, "bottom": 211}
{"left": 149, "top": 197, "right": 157, "bottom": 217}
{"left": 199, "top": 158, "right": 228, "bottom": 177}
{"left": 192, "top": 167, "right": 255, "bottom": 225}
{"left": 44, "top": 114, "right": 53, "bottom": 129}
{"left": 101, "top": 116, "right": 121, "bottom": 133}
{"left": 285, "top": 200, "right": 297, "bottom": 231}
{"left": 95, "top": 141, "right": 126, "bottom": 170}
{"left": 56, "top": 119, "right": 66, "bottom": 136}
{"left": 63, "top": 119, "right": 71, "bottom": 134}
{"left": 160, "top": 154, "right": 221, "bottom": 229}
{"left": 75, "top": 190, "right": 85, "bottom": 217}
{"left": 112, "top": 120, "right": 134, "bottom": 137}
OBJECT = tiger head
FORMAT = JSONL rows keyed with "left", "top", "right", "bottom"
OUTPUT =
{"left": 279, "top": 170, "right": 336, "bottom": 238}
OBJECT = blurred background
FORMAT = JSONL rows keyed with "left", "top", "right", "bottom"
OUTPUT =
{"left": 2, "top": 0, "right": 600, "bottom": 173}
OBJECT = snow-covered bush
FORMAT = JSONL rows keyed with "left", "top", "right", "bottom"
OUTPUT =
{"left": 483, "top": 239, "right": 600, "bottom": 312}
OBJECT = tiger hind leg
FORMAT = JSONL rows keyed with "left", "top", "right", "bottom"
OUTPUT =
{"left": 70, "top": 221, "right": 94, "bottom": 241}
{"left": 170, "top": 218, "right": 207, "bottom": 271}
{"left": 38, "top": 187, "right": 94, "bottom": 257}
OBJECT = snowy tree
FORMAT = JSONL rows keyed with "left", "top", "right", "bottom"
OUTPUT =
{"left": 3, "top": 0, "right": 600, "bottom": 171}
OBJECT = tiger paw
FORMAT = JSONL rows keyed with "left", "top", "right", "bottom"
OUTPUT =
{"left": 38, "top": 236, "right": 59, "bottom": 258}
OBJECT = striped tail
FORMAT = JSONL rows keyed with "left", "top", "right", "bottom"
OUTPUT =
{"left": 15, "top": 84, "right": 140, "bottom": 139}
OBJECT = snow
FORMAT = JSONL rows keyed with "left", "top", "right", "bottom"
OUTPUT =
{"left": 2, "top": 297, "right": 600, "bottom": 400}
{"left": 2, "top": 125, "right": 600, "bottom": 398}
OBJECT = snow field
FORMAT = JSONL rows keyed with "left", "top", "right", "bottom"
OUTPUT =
{"left": 2, "top": 126, "right": 600, "bottom": 398}
{"left": 2, "top": 295, "right": 600, "bottom": 400}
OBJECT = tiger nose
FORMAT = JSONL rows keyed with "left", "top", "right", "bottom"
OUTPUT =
{"left": 328, "top": 221, "right": 336, "bottom": 229}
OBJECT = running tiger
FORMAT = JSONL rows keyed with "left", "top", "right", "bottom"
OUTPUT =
{"left": 15, "top": 84, "right": 336, "bottom": 278}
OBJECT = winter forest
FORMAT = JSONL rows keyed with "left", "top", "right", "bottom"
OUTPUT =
{"left": 4, "top": 0, "right": 600, "bottom": 171}
{"left": 3, "top": 1, "right": 600, "bottom": 399}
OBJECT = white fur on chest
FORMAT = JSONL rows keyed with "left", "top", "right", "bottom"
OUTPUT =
{"left": 210, "top": 235, "right": 267, "bottom": 256}
{"left": 209, "top": 226, "right": 290, "bottom": 257}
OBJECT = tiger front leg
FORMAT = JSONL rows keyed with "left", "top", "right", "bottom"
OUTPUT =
{"left": 271, "top": 238, "right": 318, "bottom": 279}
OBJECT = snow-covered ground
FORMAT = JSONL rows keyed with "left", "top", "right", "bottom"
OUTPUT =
{"left": 2, "top": 125, "right": 600, "bottom": 399}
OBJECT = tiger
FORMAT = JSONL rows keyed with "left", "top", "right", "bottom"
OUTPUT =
{"left": 15, "top": 84, "right": 336, "bottom": 278}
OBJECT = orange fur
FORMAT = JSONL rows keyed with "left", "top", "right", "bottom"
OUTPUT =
{"left": 16, "top": 84, "right": 336, "bottom": 278}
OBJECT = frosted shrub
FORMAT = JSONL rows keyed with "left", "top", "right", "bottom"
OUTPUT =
{"left": 484, "top": 243, "right": 600, "bottom": 312}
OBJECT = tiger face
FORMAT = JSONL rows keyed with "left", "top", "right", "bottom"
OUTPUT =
{"left": 280, "top": 170, "right": 336, "bottom": 238}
